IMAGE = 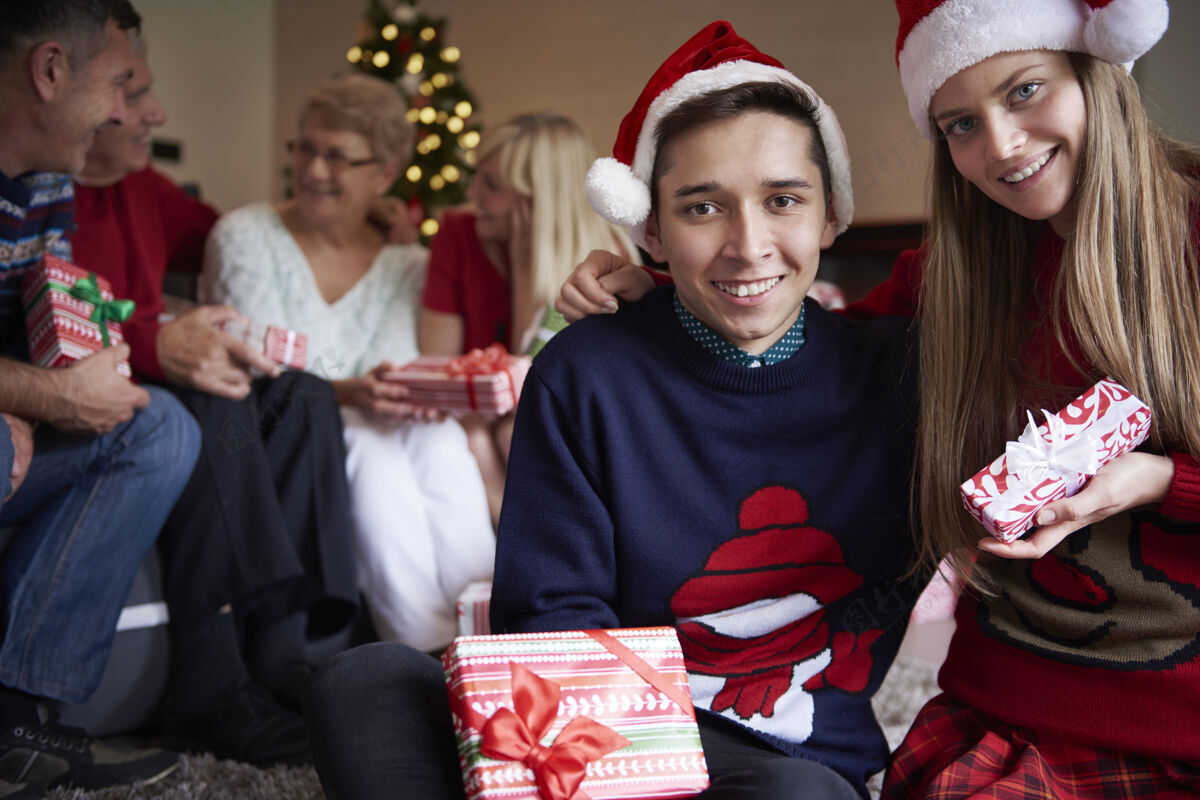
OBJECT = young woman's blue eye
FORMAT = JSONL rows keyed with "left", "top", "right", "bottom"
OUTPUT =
{"left": 1013, "top": 82, "right": 1040, "bottom": 102}
{"left": 946, "top": 117, "right": 977, "bottom": 137}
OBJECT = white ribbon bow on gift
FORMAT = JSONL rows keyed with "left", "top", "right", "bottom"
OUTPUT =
{"left": 1004, "top": 410, "right": 1101, "bottom": 489}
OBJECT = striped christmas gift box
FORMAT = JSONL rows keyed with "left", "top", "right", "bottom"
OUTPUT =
{"left": 456, "top": 581, "right": 493, "bottom": 637}
{"left": 217, "top": 318, "right": 307, "bottom": 370}
{"left": 383, "top": 344, "right": 531, "bottom": 416}
{"left": 22, "top": 255, "right": 132, "bottom": 377}
{"left": 443, "top": 627, "right": 709, "bottom": 800}
{"left": 960, "top": 378, "right": 1153, "bottom": 543}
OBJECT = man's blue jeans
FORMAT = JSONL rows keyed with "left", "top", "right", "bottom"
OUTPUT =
{"left": 0, "top": 387, "right": 200, "bottom": 704}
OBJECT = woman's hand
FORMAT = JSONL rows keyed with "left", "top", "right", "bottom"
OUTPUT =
{"left": 977, "top": 451, "right": 1176, "bottom": 559}
{"left": 554, "top": 250, "right": 654, "bottom": 322}
{"left": 334, "top": 363, "right": 444, "bottom": 424}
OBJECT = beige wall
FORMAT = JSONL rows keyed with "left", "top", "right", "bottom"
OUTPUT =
{"left": 137, "top": 0, "right": 275, "bottom": 212}
{"left": 272, "top": 1, "right": 928, "bottom": 223}
{"left": 1135, "top": 0, "right": 1200, "bottom": 144}
{"left": 140, "top": 1, "right": 1197, "bottom": 221}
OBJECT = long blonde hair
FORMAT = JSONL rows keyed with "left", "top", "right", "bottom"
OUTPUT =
{"left": 917, "top": 54, "right": 1200, "bottom": 589}
{"left": 480, "top": 113, "right": 639, "bottom": 310}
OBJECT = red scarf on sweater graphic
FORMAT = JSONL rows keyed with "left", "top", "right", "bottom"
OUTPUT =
{"left": 670, "top": 485, "right": 882, "bottom": 742}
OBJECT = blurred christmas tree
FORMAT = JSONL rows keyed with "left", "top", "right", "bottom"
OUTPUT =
{"left": 347, "top": 0, "right": 481, "bottom": 240}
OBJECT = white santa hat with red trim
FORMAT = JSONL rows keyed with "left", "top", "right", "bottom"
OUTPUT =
{"left": 896, "top": 0, "right": 1170, "bottom": 140}
{"left": 585, "top": 20, "right": 854, "bottom": 249}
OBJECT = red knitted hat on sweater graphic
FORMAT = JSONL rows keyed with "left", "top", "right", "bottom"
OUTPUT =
{"left": 584, "top": 20, "right": 854, "bottom": 249}
{"left": 894, "top": 0, "right": 1170, "bottom": 138}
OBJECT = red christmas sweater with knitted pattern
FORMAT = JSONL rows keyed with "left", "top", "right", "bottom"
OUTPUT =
{"left": 849, "top": 212, "right": 1200, "bottom": 759}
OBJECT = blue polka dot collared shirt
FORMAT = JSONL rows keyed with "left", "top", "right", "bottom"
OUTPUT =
{"left": 671, "top": 291, "right": 805, "bottom": 368}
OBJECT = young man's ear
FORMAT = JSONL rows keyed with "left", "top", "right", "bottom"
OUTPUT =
{"left": 644, "top": 210, "right": 668, "bottom": 264}
{"left": 819, "top": 203, "right": 838, "bottom": 250}
{"left": 28, "top": 41, "right": 72, "bottom": 103}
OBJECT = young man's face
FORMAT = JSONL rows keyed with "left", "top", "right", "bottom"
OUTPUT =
{"left": 55, "top": 21, "right": 134, "bottom": 174}
{"left": 645, "top": 112, "right": 836, "bottom": 355}
{"left": 83, "top": 51, "right": 165, "bottom": 179}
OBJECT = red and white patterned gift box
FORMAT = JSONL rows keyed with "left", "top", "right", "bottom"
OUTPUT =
{"left": 456, "top": 581, "right": 493, "bottom": 637}
{"left": 960, "top": 379, "right": 1153, "bottom": 543}
{"left": 443, "top": 627, "right": 709, "bottom": 800}
{"left": 22, "top": 255, "right": 131, "bottom": 377}
{"left": 218, "top": 319, "right": 307, "bottom": 370}
{"left": 385, "top": 344, "right": 531, "bottom": 416}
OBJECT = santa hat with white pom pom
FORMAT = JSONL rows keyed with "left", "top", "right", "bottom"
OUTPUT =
{"left": 584, "top": 20, "right": 854, "bottom": 250}
{"left": 896, "top": 0, "right": 1170, "bottom": 140}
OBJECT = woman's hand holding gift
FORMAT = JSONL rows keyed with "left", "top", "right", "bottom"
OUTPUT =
{"left": 335, "top": 362, "right": 444, "bottom": 424}
{"left": 977, "top": 451, "right": 1175, "bottom": 559}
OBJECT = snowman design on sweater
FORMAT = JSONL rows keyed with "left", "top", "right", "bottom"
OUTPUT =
{"left": 671, "top": 484, "right": 885, "bottom": 744}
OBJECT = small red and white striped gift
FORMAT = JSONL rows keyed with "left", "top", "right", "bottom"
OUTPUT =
{"left": 22, "top": 255, "right": 132, "bottom": 377}
{"left": 960, "top": 379, "right": 1153, "bottom": 543}
{"left": 443, "top": 627, "right": 709, "bottom": 800}
{"left": 456, "top": 581, "right": 493, "bottom": 637}
{"left": 218, "top": 319, "right": 307, "bottom": 370}
{"left": 385, "top": 344, "right": 531, "bottom": 416}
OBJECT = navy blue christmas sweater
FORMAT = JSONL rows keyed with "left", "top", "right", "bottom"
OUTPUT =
{"left": 491, "top": 287, "right": 920, "bottom": 792}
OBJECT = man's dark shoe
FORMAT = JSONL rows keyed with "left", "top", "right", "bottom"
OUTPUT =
{"left": 0, "top": 704, "right": 178, "bottom": 790}
{"left": 0, "top": 779, "right": 43, "bottom": 800}
{"left": 163, "top": 681, "right": 311, "bottom": 767}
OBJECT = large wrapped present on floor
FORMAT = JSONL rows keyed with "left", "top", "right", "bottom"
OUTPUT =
{"left": 217, "top": 318, "right": 308, "bottom": 370}
{"left": 960, "top": 379, "right": 1152, "bottom": 543}
{"left": 443, "top": 626, "right": 709, "bottom": 800}
{"left": 22, "top": 254, "right": 132, "bottom": 377}
{"left": 456, "top": 581, "right": 493, "bottom": 637}
{"left": 385, "top": 343, "right": 531, "bottom": 416}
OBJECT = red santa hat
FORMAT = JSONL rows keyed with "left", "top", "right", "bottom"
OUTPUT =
{"left": 896, "top": 0, "right": 1170, "bottom": 140}
{"left": 585, "top": 20, "right": 854, "bottom": 249}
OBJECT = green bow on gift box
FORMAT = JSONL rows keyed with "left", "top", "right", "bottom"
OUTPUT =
{"left": 69, "top": 272, "right": 135, "bottom": 347}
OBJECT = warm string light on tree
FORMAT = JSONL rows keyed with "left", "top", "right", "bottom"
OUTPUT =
{"left": 348, "top": 0, "right": 481, "bottom": 240}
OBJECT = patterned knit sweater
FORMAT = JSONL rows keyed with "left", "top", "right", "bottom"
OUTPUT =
{"left": 0, "top": 170, "right": 73, "bottom": 361}
{"left": 851, "top": 215, "right": 1200, "bottom": 760}
{"left": 491, "top": 287, "right": 921, "bottom": 794}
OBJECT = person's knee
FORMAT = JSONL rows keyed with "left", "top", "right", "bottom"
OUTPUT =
{"left": 308, "top": 642, "right": 437, "bottom": 718}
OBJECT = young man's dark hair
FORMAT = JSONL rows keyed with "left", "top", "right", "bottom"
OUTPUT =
{"left": 0, "top": 0, "right": 140, "bottom": 66}
{"left": 650, "top": 81, "right": 833, "bottom": 215}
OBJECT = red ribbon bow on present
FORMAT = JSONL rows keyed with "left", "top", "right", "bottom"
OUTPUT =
{"left": 446, "top": 343, "right": 511, "bottom": 376}
{"left": 480, "top": 663, "right": 630, "bottom": 800}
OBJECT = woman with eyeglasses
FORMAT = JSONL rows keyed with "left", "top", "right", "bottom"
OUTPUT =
{"left": 202, "top": 72, "right": 495, "bottom": 654}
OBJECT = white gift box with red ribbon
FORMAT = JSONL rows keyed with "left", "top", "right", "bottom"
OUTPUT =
{"left": 384, "top": 344, "right": 531, "bottom": 416}
{"left": 960, "top": 379, "right": 1152, "bottom": 543}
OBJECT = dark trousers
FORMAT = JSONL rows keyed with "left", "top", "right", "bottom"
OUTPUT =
{"left": 158, "top": 372, "right": 357, "bottom": 634}
{"left": 307, "top": 642, "right": 862, "bottom": 800}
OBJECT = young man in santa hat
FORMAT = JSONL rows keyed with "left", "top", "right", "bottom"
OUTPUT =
{"left": 306, "top": 21, "right": 922, "bottom": 800}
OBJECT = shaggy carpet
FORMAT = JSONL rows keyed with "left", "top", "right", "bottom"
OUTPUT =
{"left": 44, "top": 657, "right": 940, "bottom": 800}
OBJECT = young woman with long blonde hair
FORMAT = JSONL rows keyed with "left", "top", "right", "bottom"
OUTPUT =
{"left": 419, "top": 112, "right": 637, "bottom": 523}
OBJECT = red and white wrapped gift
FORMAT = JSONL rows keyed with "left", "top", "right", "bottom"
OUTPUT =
{"left": 960, "top": 379, "right": 1153, "bottom": 543}
{"left": 385, "top": 343, "right": 531, "bottom": 416}
{"left": 456, "top": 581, "right": 493, "bottom": 637}
{"left": 443, "top": 626, "right": 709, "bottom": 800}
{"left": 218, "top": 318, "right": 308, "bottom": 370}
{"left": 22, "top": 255, "right": 132, "bottom": 377}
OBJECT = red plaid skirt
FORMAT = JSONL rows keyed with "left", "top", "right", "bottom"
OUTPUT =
{"left": 881, "top": 693, "right": 1200, "bottom": 799}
